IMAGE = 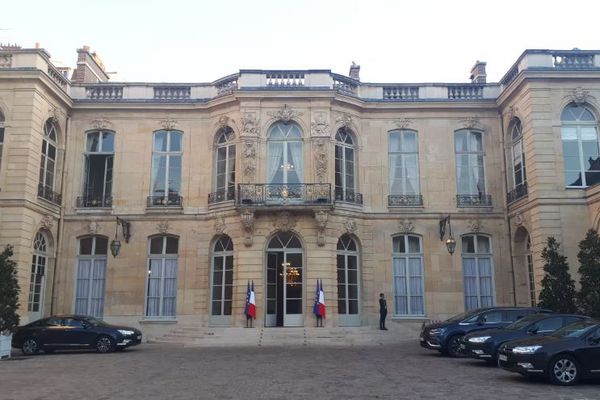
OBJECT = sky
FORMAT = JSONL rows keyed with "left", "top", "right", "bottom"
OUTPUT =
{"left": 2, "top": 0, "right": 600, "bottom": 84}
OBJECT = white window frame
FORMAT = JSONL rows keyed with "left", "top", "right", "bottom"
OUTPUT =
{"left": 83, "top": 130, "right": 115, "bottom": 205}
{"left": 561, "top": 104, "right": 600, "bottom": 188}
{"left": 0, "top": 111, "right": 5, "bottom": 172}
{"left": 151, "top": 130, "right": 183, "bottom": 198}
{"left": 461, "top": 234, "right": 495, "bottom": 310}
{"left": 28, "top": 232, "right": 48, "bottom": 314}
{"left": 510, "top": 119, "right": 526, "bottom": 189}
{"left": 335, "top": 128, "right": 357, "bottom": 199}
{"left": 388, "top": 129, "right": 420, "bottom": 195}
{"left": 392, "top": 234, "right": 425, "bottom": 316}
{"left": 455, "top": 129, "right": 487, "bottom": 195}
{"left": 336, "top": 235, "right": 360, "bottom": 317}
{"left": 213, "top": 127, "right": 236, "bottom": 199}
{"left": 144, "top": 236, "right": 179, "bottom": 319}
{"left": 210, "top": 235, "right": 234, "bottom": 321}
{"left": 39, "top": 119, "right": 58, "bottom": 192}
{"left": 526, "top": 235, "right": 536, "bottom": 307}
{"left": 266, "top": 122, "right": 303, "bottom": 185}
{"left": 74, "top": 236, "right": 108, "bottom": 318}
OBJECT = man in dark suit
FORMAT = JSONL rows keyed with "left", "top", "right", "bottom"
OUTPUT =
{"left": 379, "top": 293, "right": 388, "bottom": 330}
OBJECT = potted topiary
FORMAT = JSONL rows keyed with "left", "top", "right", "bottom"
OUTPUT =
{"left": 0, "top": 245, "right": 20, "bottom": 359}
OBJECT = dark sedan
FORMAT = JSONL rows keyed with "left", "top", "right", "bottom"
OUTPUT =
{"left": 12, "top": 315, "right": 142, "bottom": 355}
{"left": 498, "top": 319, "right": 600, "bottom": 385}
{"left": 463, "top": 314, "right": 587, "bottom": 364}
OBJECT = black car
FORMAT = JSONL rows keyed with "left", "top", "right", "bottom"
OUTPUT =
{"left": 12, "top": 315, "right": 142, "bottom": 355}
{"left": 498, "top": 319, "right": 600, "bottom": 385}
{"left": 463, "top": 313, "right": 587, "bottom": 364}
{"left": 420, "top": 307, "right": 547, "bottom": 357}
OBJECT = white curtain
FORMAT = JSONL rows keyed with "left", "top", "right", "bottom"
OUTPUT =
{"left": 89, "top": 260, "right": 106, "bottom": 317}
{"left": 163, "top": 259, "right": 178, "bottom": 317}
{"left": 146, "top": 259, "right": 162, "bottom": 317}
{"left": 389, "top": 154, "right": 399, "bottom": 194}
{"left": 463, "top": 257, "right": 479, "bottom": 310}
{"left": 393, "top": 257, "right": 407, "bottom": 315}
{"left": 408, "top": 257, "right": 424, "bottom": 315}
{"left": 267, "top": 142, "right": 283, "bottom": 183}
{"left": 75, "top": 258, "right": 106, "bottom": 318}
{"left": 75, "top": 260, "right": 91, "bottom": 315}
{"left": 288, "top": 141, "right": 303, "bottom": 182}
{"left": 478, "top": 258, "right": 494, "bottom": 307}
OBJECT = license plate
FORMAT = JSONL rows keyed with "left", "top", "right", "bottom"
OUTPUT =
{"left": 498, "top": 354, "right": 507, "bottom": 362}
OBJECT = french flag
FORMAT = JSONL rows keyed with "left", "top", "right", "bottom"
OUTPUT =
{"left": 313, "top": 280, "right": 326, "bottom": 318}
{"left": 244, "top": 281, "right": 256, "bottom": 319}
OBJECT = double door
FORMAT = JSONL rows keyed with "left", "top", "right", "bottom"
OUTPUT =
{"left": 266, "top": 251, "right": 303, "bottom": 327}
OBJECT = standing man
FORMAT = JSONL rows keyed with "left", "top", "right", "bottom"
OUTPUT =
{"left": 379, "top": 293, "right": 388, "bottom": 330}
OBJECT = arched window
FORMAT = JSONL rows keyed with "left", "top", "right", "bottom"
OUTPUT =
{"left": 267, "top": 122, "right": 303, "bottom": 185}
{"left": 337, "top": 234, "right": 360, "bottom": 326}
{"left": 462, "top": 234, "right": 494, "bottom": 310}
{"left": 150, "top": 130, "right": 183, "bottom": 206}
{"left": 28, "top": 232, "right": 49, "bottom": 318}
{"left": 526, "top": 235, "right": 536, "bottom": 307}
{"left": 81, "top": 130, "right": 114, "bottom": 207}
{"left": 561, "top": 103, "right": 600, "bottom": 187}
{"left": 392, "top": 235, "right": 424, "bottom": 316}
{"left": 146, "top": 236, "right": 179, "bottom": 318}
{"left": 212, "top": 127, "right": 236, "bottom": 202}
{"left": 388, "top": 130, "right": 420, "bottom": 206}
{"left": 510, "top": 118, "right": 527, "bottom": 190}
{"left": 38, "top": 119, "right": 59, "bottom": 202}
{"left": 0, "top": 110, "right": 5, "bottom": 171}
{"left": 75, "top": 236, "right": 108, "bottom": 317}
{"left": 210, "top": 235, "right": 234, "bottom": 324}
{"left": 335, "top": 128, "right": 359, "bottom": 203}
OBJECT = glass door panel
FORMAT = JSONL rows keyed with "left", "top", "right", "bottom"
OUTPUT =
{"left": 284, "top": 252, "right": 303, "bottom": 326}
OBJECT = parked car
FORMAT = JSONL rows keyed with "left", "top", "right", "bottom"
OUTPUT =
{"left": 498, "top": 319, "right": 600, "bottom": 385}
{"left": 12, "top": 315, "right": 142, "bottom": 355}
{"left": 420, "top": 307, "right": 549, "bottom": 357}
{"left": 462, "top": 313, "right": 588, "bottom": 364}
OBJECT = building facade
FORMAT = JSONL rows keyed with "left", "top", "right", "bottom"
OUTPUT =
{"left": 1, "top": 45, "right": 600, "bottom": 337}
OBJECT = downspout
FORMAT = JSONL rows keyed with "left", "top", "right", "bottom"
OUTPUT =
{"left": 50, "top": 112, "right": 70, "bottom": 315}
{"left": 499, "top": 111, "right": 518, "bottom": 306}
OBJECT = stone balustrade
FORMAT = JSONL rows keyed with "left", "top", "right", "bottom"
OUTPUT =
{"left": 86, "top": 85, "right": 123, "bottom": 100}
{"left": 383, "top": 86, "right": 419, "bottom": 100}
{"left": 154, "top": 86, "right": 191, "bottom": 100}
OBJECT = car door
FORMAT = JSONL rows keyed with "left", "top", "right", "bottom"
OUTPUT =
{"left": 480, "top": 310, "right": 504, "bottom": 328}
{"left": 42, "top": 317, "right": 67, "bottom": 347}
{"left": 62, "top": 318, "right": 96, "bottom": 348}
{"left": 581, "top": 327, "right": 600, "bottom": 374}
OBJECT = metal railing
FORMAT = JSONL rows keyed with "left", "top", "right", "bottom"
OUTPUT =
{"left": 334, "top": 188, "right": 363, "bottom": 205}
{"left": 76, "top": 195, "right": 112, "bottom": 208}
{"left": 388, "top": 194, "right": 423, "bottom": 207}
{"left": 237, "top": 183, "right": 331, "bottom": 206}
{"left": 147, "top": 193, "right": 183, "bottom": 207}
{"left": 456, "top": 194, "right": 492, "bottom": 207}
{"left": 507, "top": 182, "right": 528, "bottom": 204}
{"left": 208, "top": 188, "right": 236, "bottom": 204}
{"left": 38, "top": 183, "right": 62, "bottom": 205}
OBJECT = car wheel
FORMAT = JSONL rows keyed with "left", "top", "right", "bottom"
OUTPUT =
{"left": 22, "top": 338, "right": 40, "bottom": 355}
{"left": 95, "top": 335, "right": 115, "bottom": 353}
{"left": 549, "top": 354, "right": 579, "bottom": 386}
{"left": 447, "top": 335, "right": 465, "bottom": 358}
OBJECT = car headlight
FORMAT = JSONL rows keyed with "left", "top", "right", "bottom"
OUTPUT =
{"left": 429, "top": 328, "right": 446, "bottom": 335}
{"left": 468, "top": 336, "right": 491, "bottom": 343}
{"left": 118, "top": 329, "right": 135, "bottom": 336}
{"left": 512, "top": 345, "right": 542, "bottom": 354}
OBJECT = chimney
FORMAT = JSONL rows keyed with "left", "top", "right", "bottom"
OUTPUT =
{"left": 349, "top": 61, "right": 360, "bottom": 81}
{"left": 72, "top": 45, "right": 110, "bottom": 84}
{"left": 470, "top": 61, "right": 487, "bottom": 84}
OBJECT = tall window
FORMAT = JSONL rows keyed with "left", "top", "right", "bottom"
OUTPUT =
{"left": 146, "top": 236, "right": 178, "bottom": 318}
{"left": 151, "top": 130, "right": 182, "bottom": 205}
{"left": 211, "top": 235, "right": 234, "bottom": 319}
{"left": 526, "top": 236, "right": 536, "bottom": 307}
{"left": 28, "top": 232, "right": 48, "bottom": 314}
{"left": 213, "top": 127, "right": 236, "bottom": 202}
{"left": 0, "top": 110, "right": 5, "bottom": 171}
{"left": 510, "top": 118, "right": 526, "bottom": 189}
{"left": 267, "top": 122, "right": 303, "bottom": 184}
{"left": 561, "top": 103, "right": 600, "bottom": 187}
{"left": 462, "top": 235, "right": 494, "bottom": 310}
{"left": 335, "top": 128, "right": 357, "bottom": 202}
{"left": 75, "top": 236, "right": 108, "bottom": 317}
{"left": 39, "top": 119, "right": 58, "bottom": 196}
{"left": 389, "top": 130, "right": 420, "bottom": 196}
{"left": 455, "top": 130, "right": 486, "bottom": 195}
{"left": 82, "top": 131, "right": 114, "bottom": 207}
{"left": 337, "top": 235, "right": 360, "bottom": 322}
{"left": 392, "top": 235, "right": 424, "bottom": 316}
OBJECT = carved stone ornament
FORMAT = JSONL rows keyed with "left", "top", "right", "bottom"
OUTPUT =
{"left": 48, "top": 106, "right": 66, "bottom": 124}
{"left": 459, "top": 116, "right": 482, "bottom": 130}
{"left": 468, "top": 218, "right": 483, "bottom": 233}
{"left": 240, "top": 113, "right": 259, "bottom": 136}
{"left": 344, "top": 219, "right": 357, "bottom": 235}
{"left": 40, "top": 215, "right": 54, "bottom": 230}
{"left": 268, "top": 104, "right": 302, "bottom": 123}
{"left": 242, "top": 141, "right": 257, "bottom": 179}
{"left": 217, "top": 115, "right": 230, "bottom": 130}
{"left": 241, "top": 210, "right": 255, "bottom": 247}
{"left": 0, "top": 54, "right": 13, "bottom": 68}
{"left": 313, "top": 139, "right": 328, "bottom": 183}
{"left": 336, "top": 113, "right": 353, "bottom": 129}
{"left": 160, "top": 118, "right": 178, "bottom": 130}
{"left": 569, "top": 87, "right": 591, "bottom": 105}
{"left": 311, "top": 113, "right": 330, "bottom": 137}
{"left": 157, "top": 221, "right": 170, "bottom": 234}
{"left": 398, "top": 219, "right": 415, "bottom": 234}
{"left": 87, "top": 221, "right": 102, "bottom": 234}
{"left": 393, "top": 118, "right": 412, "bottom": 130}
{"left": 90, "top": 118, "right": 113, "bottom": 130}
{"left": 214, "top": 214, "right": 226, "bottom": 235}
{"left": 273, "top": 211, "right": 297, "bottom": 232}
{"left": 315, "top": 211, "right": 329, "bottom": 247}
{"left": 505, "top": 105, "right": 518, "bottom": 120}
{"left": 513, "top": 212, "right": 525, "bottom": 226}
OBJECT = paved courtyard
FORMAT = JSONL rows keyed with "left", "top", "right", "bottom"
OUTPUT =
{"left": 1, "top": 342, "right": 599, "bottom": 400}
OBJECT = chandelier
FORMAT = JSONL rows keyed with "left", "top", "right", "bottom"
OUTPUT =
{"left": 280, "top": 262, "right": 300, "bottom": 285}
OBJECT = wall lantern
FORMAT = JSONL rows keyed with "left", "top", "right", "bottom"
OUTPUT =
{"left": 110, "top": 217, "right": 131, "bottom": 257}
{"left": 439, "top": 215, "right": 456, "bottom": 255}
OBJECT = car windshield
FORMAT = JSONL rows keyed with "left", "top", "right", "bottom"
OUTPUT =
{"left": 84, "top": 317, "right": 111, "bottom": 327}
{"left": 446, "top": 309, "right": 481, "bottom": 323}
{"left": 551, "top": 320, "right": 597, "bottom": 338}
{"left": 505, "top": 314, "right": 543, "bottom": 330}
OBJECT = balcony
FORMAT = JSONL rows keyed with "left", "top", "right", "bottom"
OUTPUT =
{"left": 237, "top": 183, "right": 331, "bottom": 207}
{"left": 456, "top": 194, "right": 492, "bottom": 208}
{"left": 507, "top": 182, "right": 528, "bottom": 204}
{"left": 38, "top": 183, "right": 62, "bottom": 205}
{"left": 208, "top": 188, "right": 235, "bottom": 204}
{"left": 147, "top": 193, "right": 183, "bottom": 207}
{"left": 334, "top": 188, "right": 363, "bottom": 205}
{"left": 388, "top": 194, "right": 423, "bottom": 207}
{"left": 76, "top": 195, "right": 112, "bottom": 208}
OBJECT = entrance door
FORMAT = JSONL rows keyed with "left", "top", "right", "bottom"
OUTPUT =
{"left": 28, "top": 232, "right": 49, "bottom": 322}
{"left": 265, "top": 232, "right": 304, "bottom": 327}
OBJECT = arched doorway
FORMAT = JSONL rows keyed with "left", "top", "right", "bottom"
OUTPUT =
{"left": 265, "top": 232, "right": 303, "bottom": 327}
{"left": 28, "top": 231, "right": 49, "bottom": 321}
{"left": 337, "top": 234, "right": 360, "bottom": 326}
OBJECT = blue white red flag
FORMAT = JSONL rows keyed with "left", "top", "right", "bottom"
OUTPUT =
{"left": 244, "top": 280, "right": 256, "bottom": 319}
{"left": 313, "top": 280, "right": 326, "bottom": 318}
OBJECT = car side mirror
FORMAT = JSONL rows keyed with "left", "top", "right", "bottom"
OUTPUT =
{"left": 528, "top": 327, "right": 539, "bottom": 335}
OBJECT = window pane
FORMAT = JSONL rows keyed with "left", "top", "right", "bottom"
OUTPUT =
{"left": 477, "top": 236, "right": 491, "bottom": 253}
{"left": 389, "top": 131, "right": 401, "bottom": 152}
{"left": 150, "top": 237, "right": 163, "bottom": 254}
{"left": 169, "top": 132, "right": 182, "bottom": 152}
{"left": 95, "top": 237, "right": 108, "bottom": 255}
{"left": 581, "top": 127, "right": 598, "bottom": 141}
{"left": 393, "top": 236, "right": 406, "bottom": 253}
{"left": 102, "top": 132, "right": 114, "bottom": 152}
{"left": 165, "top": 237, "right": 178, "bottom": 254}
{"left": 407, "top": 236, "right": 420, "bottom": 253}
{"left": 561, "top": 127, "right": 578, "bottom": 140}
{"left": 402, "top": 131, "right": 417, "bottom": 152}
{"left": 154, "top": 131, "right": 168, "bottom": 151}
{"left": 168, "top": 156, "right": 182, "bottom": 193}
{"left": 87, "top": 132, "right": 100, "bottom": 152}
{"left": 80, "top": 238, "right": 93, "bottom": 255}
{"left": 462, "top": 236, "right": 475, "bottom": 253}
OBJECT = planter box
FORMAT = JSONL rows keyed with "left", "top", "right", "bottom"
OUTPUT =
{"left": 0, "top": 333, "right": 12, "bottom": 359}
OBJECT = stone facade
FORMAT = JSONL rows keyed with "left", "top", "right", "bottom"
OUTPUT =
{"left": 2, "top": 45, "right": 600, "bottom": 338}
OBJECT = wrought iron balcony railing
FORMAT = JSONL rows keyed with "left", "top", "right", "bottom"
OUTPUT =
{"left": 507, "top": 182, "right": 528, "bottom": 204}
{"left": 147, "top": 193, "right": 183, "bottom": 207}
{"left": 456, "top": 194, "right": 492, "bottom": 207}
{"left": 38, "top": 183, "right": 62, "bottom": 205}
{"left": 237, "top": 183, "right": 331, "bottom": 206}
{"left": 208, "top": 188, "right": 236, "bottom": 204}
{"left": 76, "top": 195, "right": 112, "bottom": 208}
{"left": 388, "top": 194, "right": 423, "bottom": 207}
{"left": 335, "top": 188, "right": 363, "bottom": 205}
